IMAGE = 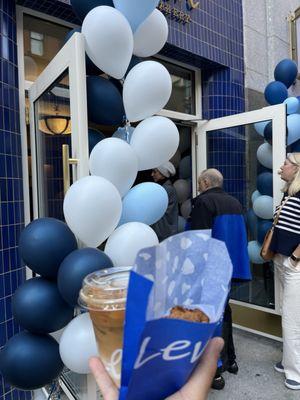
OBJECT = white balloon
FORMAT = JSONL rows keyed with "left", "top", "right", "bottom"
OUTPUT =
{"left": 105, "top": 222, "right": 158, "bottom": 267}
{"left": 89, "top": 138, "right": 138, "bottom": 197}
{"left": 63, "top": 176, "right": 122, "bottom": 247}
{"left": 253, "top": 195, "right": 274, "bottom": 219}
{"left": 174, "top": 179, "right": 191, "bottom": 204}
{"left": 180, "top": 199, "right": 192, "bottom": 219}
{"left": 50, "top": 328, "right": 65, "bottom": 343}
{"left": 82, "top": 6, "right": 133, "bottom": 79}
{"left": 257, "top": 143, "right": 273, "bottom": 169}
{"left": 123, "top": 61, "right": 172, "bottom": 122}
{"left": 59, "top": 313, "right": 98, "bottom": 374}
{"left": 130, "top": 116, "right": 179, "bottom": 170}
{"left": 133, "top": 9, "right": 168, "bottom": 57}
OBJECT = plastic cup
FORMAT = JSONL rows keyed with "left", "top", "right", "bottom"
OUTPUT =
{"left": 79, "top": 266, "right": 131, "bottom": 385}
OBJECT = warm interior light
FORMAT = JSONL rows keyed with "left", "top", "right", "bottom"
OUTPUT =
{"left": 39, "top": 115, "right": 71, "bottom": 135}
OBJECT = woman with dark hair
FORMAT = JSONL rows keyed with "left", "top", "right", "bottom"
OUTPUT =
{"left": 271, "top": 153, "right": 300, "bottom": 391}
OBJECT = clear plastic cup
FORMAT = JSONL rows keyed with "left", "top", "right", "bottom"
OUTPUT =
{"left": 79, "top": 266, "right": 131, "bottom": 386}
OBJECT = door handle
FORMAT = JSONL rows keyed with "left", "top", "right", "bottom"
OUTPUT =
{"left": 62, "top": 144, "right": 78, "bottom": 195}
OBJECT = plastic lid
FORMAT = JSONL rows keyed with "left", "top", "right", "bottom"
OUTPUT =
{"left": 78, "top": 266, "right": 131, "bottom": 310}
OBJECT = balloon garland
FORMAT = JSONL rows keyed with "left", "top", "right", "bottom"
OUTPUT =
{"left": 249, "top": 59, "right": 298, "bottom": 263}
{"left": 0, "top": 1, "right": 185, "bottom": 391}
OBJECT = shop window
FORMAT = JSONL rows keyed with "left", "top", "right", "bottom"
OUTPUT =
{"left": 30, "top": 31, "right": 44, "bottom": 56}
{"left": 288, "top": 7, "right": 300, "bottom": 65}
{"left": 156, "top": 59, "right": 196, "bottom": 115}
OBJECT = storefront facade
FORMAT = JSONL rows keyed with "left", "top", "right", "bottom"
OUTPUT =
{"left": 1, "top": 1, "right": 283, "bottom": 399}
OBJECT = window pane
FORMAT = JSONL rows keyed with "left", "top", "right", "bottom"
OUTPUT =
{"left": 206, "top": 121, "right": 274, "bottom": 309}
{"left": 157, "top": 59, "right": 195, "bottom": 115}
{"left": 23, "top": 14, "right": 70, "bottom": 81}
{"left": 31, "top": 38, "right": 44, "bottom": 56}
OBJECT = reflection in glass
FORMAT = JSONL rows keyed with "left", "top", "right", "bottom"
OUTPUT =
{"left": 206, "top": 122, "right": 274, "bottom": 309}
{"left": 34, "top": 70, "right": 71, "bottom": 220}
{"left": 158, "top": 59, "right": 195, "bottom": 115}
{"left": 23, "top": 14, "right": 69, "bottom": 82}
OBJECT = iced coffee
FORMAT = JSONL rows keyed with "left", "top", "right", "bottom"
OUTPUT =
{"left": 79, "top": 267, "right": 131, "bottom": 386}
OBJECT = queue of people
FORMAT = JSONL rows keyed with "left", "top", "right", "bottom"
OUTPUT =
{"left": 90, "top": 153, "right": 300, "bottom": 397}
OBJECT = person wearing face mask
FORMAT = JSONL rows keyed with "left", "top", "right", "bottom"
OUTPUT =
{"left": 151, "top": 161, "right": 178, "bottom": 241}
{"left": 271, "top": 153, "right": 300, "bottom": 391}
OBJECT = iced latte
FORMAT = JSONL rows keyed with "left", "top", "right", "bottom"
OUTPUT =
{"left": 79, "top": 267, "right": 131, "bottom": 386}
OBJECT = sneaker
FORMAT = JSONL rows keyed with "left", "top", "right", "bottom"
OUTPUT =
{"left": 285, "top": 379, "right": 300, "bottom": 390}
{"left": 227, "top": 361, "right": 239, "bottom": 374}
{"left": 211, "top": 374, "right": 225, "bottom": 390}
{"left": 274, "top": 362, "right": 285, "bottom": 373}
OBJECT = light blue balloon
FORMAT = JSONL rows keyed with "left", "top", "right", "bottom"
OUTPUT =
{"left": 113, "top": 0, "right": 160, "bottom": 32}
{"left": 248, "top": 240, "right": 264, "bottom": 264}
{"left": 254, "top": 120, "right": 270, "bottom": 136}
{"left": 251, "top": 190, "right": 261, "bottom": 204}
{"left": 287, "top": 114, "right": 300, "bottom": 145}
{"left": 112, "top": 126, "right": 134, "bottom": 143}
{"left": 119, "top": 182, "right": 168, "bottom": 226}
{"left": 284, "top": 97, "right": 300, "bottom": 114}
{"left": 253, "top": 195, "right": 273, "bottom": 219}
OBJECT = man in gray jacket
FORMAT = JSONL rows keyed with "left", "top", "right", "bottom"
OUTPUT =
{"left": 151, "top": 162, "right": 178, "bottom": 241}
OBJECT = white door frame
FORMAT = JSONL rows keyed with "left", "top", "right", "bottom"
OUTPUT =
{"left": 29, "top": 32, "right": 89, "bottom": 219}
{"left": 197, "top": 103, "right": 287, "bottom": 315}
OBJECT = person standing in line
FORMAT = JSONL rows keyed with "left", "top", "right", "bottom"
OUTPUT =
{"left": 271, "top": 153, "right": 300, "bottom": 391}
{"left": 190, "top": 168, "right": 251, "bottom": 390}
{"left": 151, "top": 161, "right": 178, "bottom": 241}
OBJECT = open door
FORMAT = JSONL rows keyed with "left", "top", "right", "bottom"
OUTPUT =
{"left": 197, "top": 104, "right": 286, "bottom": 338}
{"left": 29, "top": 32, "right": 89, "bottom": 220}
{"left": 28, "top": 32, "right": 99, "bottom": 400}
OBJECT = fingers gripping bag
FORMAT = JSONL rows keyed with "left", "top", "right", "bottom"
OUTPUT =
{"left": 119, "top": 231, "right": 233, "bottom": 400}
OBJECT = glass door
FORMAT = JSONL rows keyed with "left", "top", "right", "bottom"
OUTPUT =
{"left": 28, "top": 32, "right": 99, "bottom": 400}
{"left": 197, "top": 104, "right": 286, "bottom": 337}
{"left": 29, "top": 32, "right": 89, "bottom": 220}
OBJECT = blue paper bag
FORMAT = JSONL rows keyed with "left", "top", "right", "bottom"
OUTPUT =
{"left": 119, "top": 231, "right": 233, "bottom": 400}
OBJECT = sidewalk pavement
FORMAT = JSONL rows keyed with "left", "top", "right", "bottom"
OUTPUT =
{"left": 208, "top": 328, "right": 299, "bottom": 400}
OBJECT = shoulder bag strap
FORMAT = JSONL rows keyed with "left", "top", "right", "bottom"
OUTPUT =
{"left": 273, "top": 195, "right": 291, "bottom": 226}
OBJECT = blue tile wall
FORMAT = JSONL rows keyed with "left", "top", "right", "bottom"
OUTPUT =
{"left": 0, "top": 2, "right": 30, "bottom": 400}
{"left": 17, "top": 0, "right": 245, "bottom": 200}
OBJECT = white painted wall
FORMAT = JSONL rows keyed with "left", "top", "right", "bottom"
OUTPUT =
{"left": 243, "top": 0, "right": 300, "bottom": 93}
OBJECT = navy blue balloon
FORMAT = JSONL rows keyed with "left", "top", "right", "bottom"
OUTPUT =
{"left": 0, "top": 332, "right": 63, "bottom": 390}
{"left": 125, "top": 55, "right": 142, "bottom": 76}
{"left": 87, "top": 76, "right": 125, "bottom": 125}
{"left": 257, "top": 172, "right": 273, "bottom": 196}
{"left": 64, "top": 28, "right": 102, "bottom": 76}
{"left": 257, "top": 163, "right": 272, "bottom": 174}
{"left": 264, "top": 121, "right": 272, "bottom": 143}
{"left": 109, "top": 77, "right": 123, "bottom": 94}
{"left": 71, "top": 0, "right": 114, "bottom": 21}
{"left": 58, "top": 248, "right": 113, "bottom": 307}
{"left": 246, "top": 209, "right": 258, "bottom": 238}
{"left": 12, "top": 278, "right": 74, "bottom": 333}
{"left": 257, "top": 219, "right": 273, "bottom": 244}
{"left": 291, "top": 138, "right": 300, "bottom": 152}
{"left": 264, "top": 81, "right": 288, "bottom": 105}
{"left": 274, "top": 59, "right": 298, "bottom": 88}
{"left": 88, "top": 128, "right": 105, "bottom": 154}
{"left": 19, "top": 218, "right": 77, "bottom": 279}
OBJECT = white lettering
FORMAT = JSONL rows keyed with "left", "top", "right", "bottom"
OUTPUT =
{"left": 134, "top": 337, "right": 161, "bottom": 369}
{"left": 162, "top": 340, "right": 191, "bottom": 361}
{"left": 190, "top": 341, "right": 203, "bottom": 363}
